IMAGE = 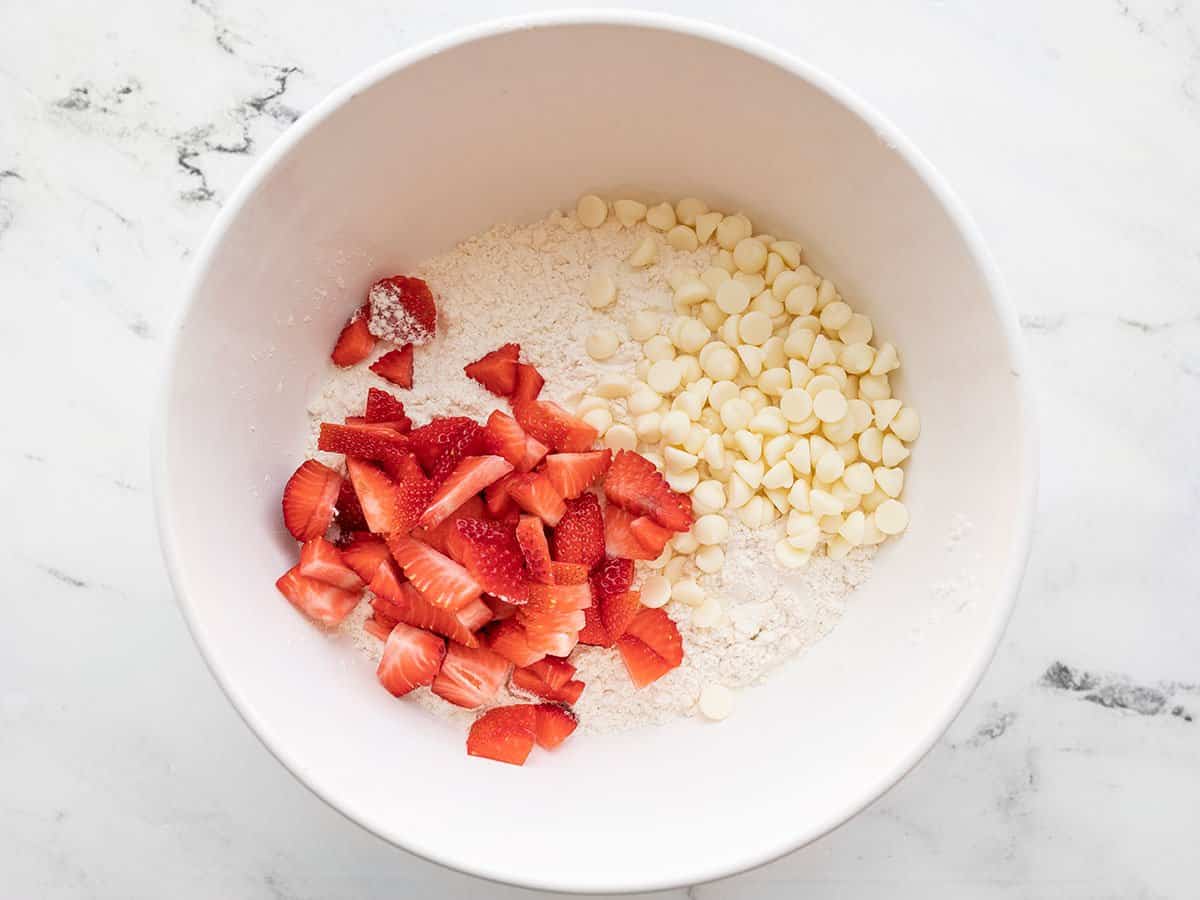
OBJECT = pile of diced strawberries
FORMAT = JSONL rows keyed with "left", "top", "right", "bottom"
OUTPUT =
{"left": 274, "top": 275, "right": 692, "bottom": 765}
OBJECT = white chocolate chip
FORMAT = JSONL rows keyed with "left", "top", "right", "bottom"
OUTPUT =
{"left": 695, "top": 544, "right": 725, "bottom": 574}
{"left": 875, "top": 499, "right": 909, "bottom": 535}
{"left": 586, "top": 272, "right": 617, "bottom": 309}
{"left": 672, "top": 578, "right": 704, "bottom": 606}
{"left": 881, "top": 433, "right": 910, "bottom": 467}
{"left": 613, "top": 199, "right": 647, "bottom": 227}
{"left": 629, "top": 235, "right": 659, "bottom": 268}
{"left": 874, "top": 466, "right": 905, "bottom": 498}
{"left": 645, "top": 202, "right": 677, "bottom": 231}
{"left": 716, "top": 214, "right": 752, "bottom": 250}
{"left": 629, "top": 310, "right": 661, "bottom": 342}
{"left": 870, "top": 342, "right": 900, "bottom": 376}
{"left": 666, "top": 467, "right": 700, "bottom": 492}
{"left": 604, "top": 423, "right": 638, "bottom": 451}
{"left": 813, "top": 389, "right": 848, "bottom": 423}
{"left": 890, "top": 407, "right": 921, "bottom": 442}
{"left": 581, "top": 407, "right": 614, "bottom": 434}
{"left": 585, "top": 329, "right": 620, "bottom": 361}
{"left": 695, "top": 211, "right": 723, "bottom": 244}
{"left": 667, "top": 225, "right": 699, "bottom": 251}
{"left": 576, "top": 194, "right": 608, "bottom": 228}
{"left": 775, "top": 540, "right": 812, "bottom": 569}
{"left": 641, "top": 574, "right": 671, "bottom": 608}
{"left": 715, "top": 279, "right": 752, "bottom": 315}
{"left": 692, "top": 480, "right": 726, "bottom": 514}
{"left": 733, "top": 237, "right": 768, "bottom": 273}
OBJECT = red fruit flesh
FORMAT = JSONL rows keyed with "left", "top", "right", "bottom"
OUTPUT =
{"left": 317, "top": 422, "right": 410, "bottom": 469}
{"left": 467, "top": 705, "right": 536, "bottom": 766}
{"left": 418, "top": 455, "right": 514, "bottom": 529}
{"left": 603, "top": 449, "right": 693, "bottom": 532}
{"left": 275, "top": 565, "right": 361, "bottom": 626}
{"left": 450, "top": 518, "right": 529, "bottom": 602}
{"left": 281, "top": 460, "right": 342, "bottom": 541}
{"left": 533, "top": 702, "right": 578, "bottom": 749}
{"left": 512, "top": 659, "right": 587, "bottom": 704}
{"left": 511, "top": 363, "right": 544, "bottom": 404}
{"left": 418, "top": 493, "right": 485, "bottom": 556}
{"left": 334, "top": 477, "right": 368, "bottom": 532}
{"left": 630, "top": 515, "right": 673, "bottom": 555}
{"left": 549, "top": 560, "right": 590, "bottom": 585}
{"left": 330, "top": 304, "right": 376, "bottom": 367}
{"left": 339, "top": 534, "right": 392, "bottom": 583}
{"left": 369, "top": 345, "right": 414, "bottom": 388}
{"left": 517, "top": 434, "right": 549, "bottom": 472}
{"left": 542, "top": 450, "right": 612, "bottom": 500}
{"left": 457, "top": 597, "right": 493, "bottom": 631}
{"left": 513, "top": 400, "right": 598, "bottom": 453}
{"left": 591, "top": 556, "right": 635, "bottom": 601}
{"left": 465, "top": 343, "right": 520, "bottom": 396}
{"left": 370, "top": 567, "right": 481, "bottom": 647}
{"left": 515, "top": 515, "right": 553, "bottom": 584}
{"left": 431, "top": 643, "right": 510, "bottom": 709}
{"left": 617, "top": 607, "right": 684, "bottom": 687}
{"left": 386, "top": 536, "right": 482, "bottom": 611}
{"left": 506, "top": 472, "right": 567, "bottom": 527}
{"left": 483, "top": 410, "right": 527, "bottom": 467}
{"left": 364, "top": 387, "right": 412, "bottom": 430}
{"left": 549, "top": 493, "right": 605, "bottom": 569}
{"left": 577, "top": 595, "right": 612, "bottom": 647}
{"left": 409, "top": 417, "right": 484, "bottom": 473}
{"left": 345, "top": 458, "right": 402, "bottom": 533}
{"left": 298, "top": 537, "right": 365, "bottom": 591}
{"left": 600, "top": 589, "right": 642, "bottom": 642}
{"left": 363, "top": 617, "right": 393, "bottom": 641}
{"left": 482, "top": 473, "right": 517, "bottom": 519}
{"left": 522, "top": 656, "right": 575, "bottom": 689}
{"left": 603, "top": 505, "right": 659, "bottom": 561}
{"left": 388, "top": 452, "right": 435, "bottom": 533}
{"left": 485, "top": 619, "right": 546, "bottom": 667}
{"left": 368, "top": 275, "right": 437, "bottom": 345}
{"left": 376, "top": 622, "right": 446, "bottom": 697}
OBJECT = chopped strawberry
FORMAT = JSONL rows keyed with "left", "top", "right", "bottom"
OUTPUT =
{"left": 506, "top": 472, "right": 567, "bottom": 526}
{"left": 386, "top": 452, "right": 434, "bottom": 533}
{"left": 533, "top": 702, "right": 578, "bottom": 749}
{"left": 577, "top": 595, "right": 612, "bottom": 647}
{"left": 386, "top": 536, "right": 481, "bottom": 611}
{"left": 542, "top": 450, "right": 612, "bottom": 500}
{"left": 616, "top": 607, "right": 684, "bottom": 687}
{"left": 549, "top": 561, "right": 590, "bottom": 585}
{"left": 525, "top": 581, "right": 592, "bottom": 614}
{"left": 449, "top": 518, "right": 529, "bottom": 602}
{"left": 482, "top": 473, "right": 518, "bottom": 520}
{"left": 317, "top": 421, "right": 410, "bottom": 469}
{"left": 370, "top": 564, "right": 481, "bottom": 647}
{"left": 275, "top": 565, "right": 361, "bottom": 626}
{"left": 600, "top": 589, "right": 642, "bottom": 642}
{"left": 431, "top": 643, "right": 510, "bottom": 708}
{"left": 299, "top": 537, "right": 365, "bottom": 591}
{"left": 484, "top": 595, "right": 520, "bottom": 621}
{"left": 483, "top": 410, "right": 528, "bottom": 467}
{"left": 604, "top": 504, "right": 660, "bottom": 561}
{"left": 511, "top": 656, "right": 584, "bottom": 703}
{"left": 409, "top": 416, "right": 484, "bottom": 474}
{"left": 334, "top": 477, "right": 368, "bottom": 532}
{"left": 513, "top": 400, "right": 597, "bottom": 453}
{"left": 591, "top": 555, "right": 635, "bottom": 600}
{"left": 465, "top": 343, "right": 520, "bottom": 396}
{"left": 517, "top": 434, "right": 549, "bottom": 472}
{"left": 281, "top": 460, "right": 342, "bottom": 541}
{"left": 550, "top": 494, "right": 606, "bottom": 570}
{"left": 418, "top": 455, "right": 514, "bottom": 530}
{"left": 524, "top": 655, "right": 576, "bottom": 689}
{"left": 457, "top": 597, "right": 492, "bottom": 631}
{"left": 364, "top": 387, "right": 412, "bottom": 430}
{"left": 604, "top": 449, "right": 693, "bottom": 532}
{"left": 485, "top": 619, "right": 546, "bottom": 667}
{"left": 523, "top": 629, "right": 578, "bottom": 657}
{"left": 418, "top": 493, "right": 485, "bottom": 555}
{"left": 511, "top": 363, "right": 545, "bottom": 404}
{"left": 345, "top": 458, "right": 402, "bottom": 533}
{"left": 330, "top": 303, "right": 376, "bottom": 367}
{"left": 368, "top": 275, "right": 437, "bottom": 345}
{"left": 376, "top": 622, "right": 446, "bottom": 697}
{"left": 515, "top": 515, "right": 553, "bottom": 584}
{"left": 339, "top": 534, "right": 392, "bottom": 583}
{"left": 369, "top": 345, "right": 414, "bottom": 388}
{"left": 630, "top": 515, "right": 673, "bottom": 555}
{"left": 466, "top": 705, "right": 535, "bottom": 766}
{"left": 363, "top": 616, "right": 393, "bottom": 641}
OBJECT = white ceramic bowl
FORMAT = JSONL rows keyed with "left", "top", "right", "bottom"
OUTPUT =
{"left": 154, "top": 11, "right": 1035, "bottom": 893}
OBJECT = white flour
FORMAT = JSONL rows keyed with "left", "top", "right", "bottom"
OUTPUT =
{"left": 309, "top": 209, "right": 872, "bottom": 732}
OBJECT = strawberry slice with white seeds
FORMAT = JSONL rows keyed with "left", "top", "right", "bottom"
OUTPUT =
{"left": 506, "top": 472, "right": 566, "bottom": 526}
{"left": 482, "top": 409, "right": 528, "bottom": 467}
{"left": 418, "top": 455, "right": 514, "bottom": 530}
{"left": 369, "top": 345, "right": 414, "bottom": 388}
{"left": 533, "top": 702, "right": 578, "bottom": 749}
{"left": 542, "top": 450, "right": 612, "bottom": 500}
{"left": 339, "top": 533, "right": 391, "bottom": 583}
{"left": 465, "top": 343, "right": 520, "bottom": 396}
{"left": 517, "top": 434, "right": 549, "bottom": 472}
{"left": 431, "top": 642, "right": 511, "bottom": 708}
{"left": 345, "top": 458, "right": 403, "bottom": 534}
{"left": 376, "top": 622, "right": 446, "bottom": 697}
{"left": 604, "top": 449, "right": 693, "bottom": 532}
{"left": 603, "top": 504, "right": 659, "bottom": 561}
{"left": 299, "top": 537, "right": 365, "bottom": 591}
{"left": 276, "top": 565, "right": 362, "bottom": 626}
{"left": 386, "top": 536, "right": 482, "bottom": 611}
{"left": 616, "top": 607, "right": 683, "bottom": 688}
{"left": 368, "top": 275, "right": 437, "bottom": 345}
{"left": 513, "top": 400, "right": 598, "bottom": 453}
{"left": 330, "top": 303, "right": 376, "bottom": 367}
{"left": 485, "top": 619, "right": 546, "bottom": 667}
{"left": 281, "top": 460, "right": 342, "bottom": 541}
{"left": 466, "top": 705, "right": 536, "bottom": 766}
{"left": 449, "top": 517, "right": 530, "bottom": 602}
{"left": 370, "top": 562, "right": 484, "bottom": 647}
{"left": 515, "top": 515, "right": 553, "bottom": 584}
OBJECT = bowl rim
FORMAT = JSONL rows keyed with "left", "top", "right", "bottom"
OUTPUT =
{"left": 152, "top": 8, "right": 1038, "bottom": 894}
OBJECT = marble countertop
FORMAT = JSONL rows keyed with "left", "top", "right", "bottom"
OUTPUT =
{"left": 3, "top": 1, "right": 1198, "bottom": 897}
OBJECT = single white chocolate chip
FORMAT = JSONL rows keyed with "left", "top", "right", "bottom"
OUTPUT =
{"left": 720, "top": 398, "right": 754, "bottom": 431}
{"left": 613, "top": 198, "right": 647, "bottom": 227}
{"left": 881, "top": 433, "right": 910, "bottom": 467}
{"left": 872, "top": 398, "right": 902, "bottom": 431}
{"left": 858, "top": 373, "right": 891, "bottom": 402}
{"left": 843, "top": 461, "right": 875, "bottom": 494}
{"left": 634, "top": 412, "right": 663, "bottom": 443}
{"left": 594, "top": 375, "right": 632, "bottom": 398}
{"left": 875, "top": 499, "right": 909, "bottom": 535}
{"left": 739, "top": 310, "right": 773, "bottom": 345}
{"left": 733, "top": 237, "right": 768, "bottom": 273}
{"left": 604, "top": 423, "right": 638, "bottom": 451}
{"left": 675, "top": 196, "right": 709, "bottom": 226}
{"left": 647, "top": 359, "right": 683, "bottom": 394}
{"left": 890, "top": 407, "right": 921, "bottom": 442}
{"left": 695, "top": 211, "right": 723, "bottom": 243}
{"left": 870, "top": 342, "right": 900, "bottom": 376}
{"left": 716, "top": 213, "right": 752, "bottom": 250}
{"left": 664, "top": 445, "right": 699, "bottom": 472}
{"left": 581, "top": 407, "right": 614, "bottom": 434}
{"left": 628, "top": 387, "right": 663, "bottom": 416}
{"left": 629, "top": 310, "right": 661, "bottom": 343}
{"left": 645, "top": 201, "right": 677, "bottom": 231}
{"left": 694, "top": 513, "right": 730, "bottom": 545}
{"left": 576, "top": 194, "right": 608, "bottom": 228}
{"left": 672, "top": 530, "right": 700, "bottom": 554}
{"left": 672, "top": 578, "right": 705, "bottom": 606}
{"left": 629, "top": 235, "right": 659, "bottom": 268}
{"left": 641, "top": 574, "right": 671, "bottom": 609}
{"left": 701, "top": 346, "right": 740, "bottom": 381}
{"left": 874, "top": 466, "right": 905, "bottom": 497}
{"left": 813, "top": 389, "right": 848, "bottom": 423}
{"left": 692, "top": 480, "right": 726, "bottom": 514}
{"left": 715, "top": 279, "right": 752, "bottom": 315}
{"left": 858, "top": 426, "right": 884, "bottom": 463}
{"left": 664, "top": 556, "right": 690, "bottom": 583}
{"left": 585, "top": 329, "right": 620, "bottom": 361}
{"left": 775, "top": 540, "right": 812, "bottom": 569}
{"left": 736, "top": 344, "right": 765, "bottom": 377}
{"left": 839, "top": 313, "right": 873, "bottom": 346}
{"left": 666, "top": 467, "right": 700, "bottom": 493}
{"left": 643, "top": 334, "right": 676, "bottom": 363}
{"left": 667, "top": 224, "right": 699, "bottom": 251}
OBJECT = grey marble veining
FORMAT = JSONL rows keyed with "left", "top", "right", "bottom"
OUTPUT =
{"left": 2, "top": 1, "right": 1198, "bottom": 897}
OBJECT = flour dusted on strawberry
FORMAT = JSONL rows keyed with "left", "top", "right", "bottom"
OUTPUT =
{"left": 367, "top": 275, "right": 437, "bottom": 346}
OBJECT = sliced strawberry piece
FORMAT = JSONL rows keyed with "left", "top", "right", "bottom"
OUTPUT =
{"left": 334, "top": 477, "right": 368, "bottom": 532}
{"left": 604, "top": 449, "right": 693, "bottom": 532}
{"left": 600, "top": 589, "right": 642, "bottom": 642}
{"left": 363, "top": 616, "right": 393, "bottom": 641}
{"left": 465, "top": 343, "right": 520, "bottom": 396}
{"left": 344, "top": 458, "right": 402, "bottom": 533}
{"left": 542, "top": 450, "right": 612, "bottom": 500}
{"left": 604, "top": 504, "right": 659, "bottom": 561}
{"left": 299, "top": 537, "right": 365, "bottom": 591}
{"left": 524, "top": 628, "right": 579, "bottom": 658}
{"left": 370, "top": 565, "right": 481, "bottom": 647}
{"left": 330, "top": 303, "right": 376, "bottom": 367}
{"left": 549, "top": 493, "right": 605, "bottom": 569}
{"left": 525, "top": 582, "right": 592, "bottom": 617}
{"left": 419, "top": 455, "right": 514, "bottom": 530}
{"left": 513, "top": 662, "right": 585, "bottom": 703}
{"left": 376, "top": 622, "right": 446, "bottom": 697}
{"left": 409, "top": 417, "right": 480, "bottom": 469}
{"left": 387, "top": 452, "right": 435, "bottom": 533}
{"left": 339, "top": 533, "right": 392, "bottom": 583}
{"left": 518, "top": 434, "right": 549, "bottom": 472}
{"left": 617, "top": 607, "right": 684, "bottom": 687}
{"left": 368, "top": 275, "right": 437, "bottom": 345}
{"left": 449, "top": 518, "right": 529, "bottom": 602}
{"left": 485, "top": 619, "right": 546, "bottom": 667}
{"left": 523, "top": 656, "right": 576, "bottom": 689}
{"left": 511, "top": 363, "right": 545, "bottom": 405}
{"left": 432, "top": 642, "right": 510, "bottom": 709}
{"left": 481, "top": 472, "right": 516, "bottom": 520}
{"left": 466, "top": 705, "right": 535, "bottom": 766}
{"left": 275, "top": 565, "right": 361, "bottom": 626}
{"left": 281, "top": 460, "right": 342, "bottom": 541}
{"left": 483, "top": 410, "right": 528, "bottom": 467}
{"left": 457, "top": 597, "right": 493, "bottom": 631}
{"left": 484, "top": 595, "right": 520, "bottom": 621}
{"left": 364, "top": 387, "right": 412, "bottom": 430}
{"left": 513, "top": 400, "right": 598, "bottom": 453}
{"left": 369, "top": 345, "right": 414, "bottom": 388}
{"left": 386, "top": 536, "right": 481, "bottom": 611}
{"left": 506, "top": 472, "right": 567, "bottom": 527}
{"left": 549, "top": 561, "right": 590, "bottom": 585}
{"left": 591, "top": 555, "right": 635, "bottom": 600}
{"left": 317, "top": 422, "right": 411, "bottom": 469}
{"left": 533, "top": 702, "right": 578, "bottom": 749}
{"left": 417, "top": 493, "right": 485, "bottom": 556}
{"left": 630, "top": 515, "right": 673, "bottom": 555}
{"left": 577, "top": 590, "right": 612, "bottom": 646}
{"left": 514, "top": 515, "right": 553, "bottom": 585}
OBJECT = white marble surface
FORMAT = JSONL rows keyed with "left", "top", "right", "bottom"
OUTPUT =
{"left": 2, "top": 0, "right": 1198, "bottom": 896}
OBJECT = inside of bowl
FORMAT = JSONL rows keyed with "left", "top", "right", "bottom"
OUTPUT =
{"left": 162, "top": 18, "right": 1030, "bottom": 892}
